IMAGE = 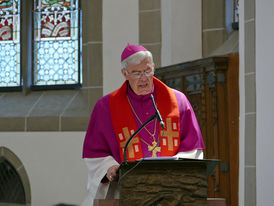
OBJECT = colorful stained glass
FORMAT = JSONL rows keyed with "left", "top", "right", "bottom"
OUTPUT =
{"left": 33, "top": 0, "right": 81, "bottom": 86}
{"left": 0, "top": 0, "right": 20, "bottom": 87}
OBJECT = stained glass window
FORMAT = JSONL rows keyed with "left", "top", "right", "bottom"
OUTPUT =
{"left": 33, "top": 0, "right": 81, "bottom": 86}
{"left": 0, "top": 0, "right": 20, "bottom": 87}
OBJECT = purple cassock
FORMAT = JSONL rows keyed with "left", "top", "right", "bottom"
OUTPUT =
{"left": 82, "top": 82, "right": 205, "bottom": 164}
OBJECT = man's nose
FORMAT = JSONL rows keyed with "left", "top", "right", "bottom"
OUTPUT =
{"left": 139, "top": 72, "right": 148, "bottom": 79}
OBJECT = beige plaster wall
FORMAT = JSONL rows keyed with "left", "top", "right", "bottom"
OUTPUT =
{"left": 161, "top": 0, "right": 202, "bottom": 66}
{"left": 102, "top": 0, "right": 139, "bottom": 95}
{"left": 1, "top": 132, "right": 87, "bottom": 206}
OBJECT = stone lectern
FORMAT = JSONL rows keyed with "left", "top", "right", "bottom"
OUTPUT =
{"left": 118, "top": 158, "right": 219, "bottom": 206}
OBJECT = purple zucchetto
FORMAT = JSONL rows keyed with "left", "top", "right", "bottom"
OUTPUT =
{"left": 121, "top": 44, "right": 147, "bottom": 62}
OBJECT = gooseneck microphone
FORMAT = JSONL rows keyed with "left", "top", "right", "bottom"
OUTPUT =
{"left": 150, "top": 94, "right": 165, "bottom": 129}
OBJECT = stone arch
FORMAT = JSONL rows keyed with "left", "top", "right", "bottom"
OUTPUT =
{"left": 0, "top": 147, "right": 31, "bottom": 206}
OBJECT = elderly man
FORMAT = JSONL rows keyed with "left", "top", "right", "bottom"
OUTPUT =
{"left": 82, "top": 44, "right": 205, "bottom": 205}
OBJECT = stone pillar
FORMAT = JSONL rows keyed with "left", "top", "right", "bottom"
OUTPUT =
{"left": 139, "top": 0, "right": 162, "bottom": 67}
{"left": 202, "top": 0, "right": 226, "bottom": 57}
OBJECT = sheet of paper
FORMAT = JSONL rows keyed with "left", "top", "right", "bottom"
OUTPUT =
{"left": 138, "top": 156, "right": 179, "bottom": 161}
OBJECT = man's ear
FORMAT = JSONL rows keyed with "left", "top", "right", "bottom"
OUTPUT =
{"left": 121, "top": 68, "right": 127, "bottom": 79}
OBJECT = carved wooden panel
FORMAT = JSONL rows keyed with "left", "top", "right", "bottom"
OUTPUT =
{"left": 118, "top": 160, "right": 216, "bottom": 206}
{"left": 155, "top": 56, "right": 238, "bottom": 206}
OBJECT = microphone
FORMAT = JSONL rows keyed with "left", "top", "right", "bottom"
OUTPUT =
{"left": 150, "top": 94, "right": 165, "bottom": 129}
{"left": 123, "top": 95, "right": 165, "bottom": 162}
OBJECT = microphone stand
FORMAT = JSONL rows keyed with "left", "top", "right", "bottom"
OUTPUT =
{"left": 123, "top": 113, "right": 157, "bottom": 163}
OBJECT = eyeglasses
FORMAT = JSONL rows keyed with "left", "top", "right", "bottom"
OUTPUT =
{"left": 126, "top": 69, "right": 154, "bottom": 79}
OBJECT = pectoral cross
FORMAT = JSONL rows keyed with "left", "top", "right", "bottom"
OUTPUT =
{"left": 148, "top": 141, "right": 161, "bottom": 157}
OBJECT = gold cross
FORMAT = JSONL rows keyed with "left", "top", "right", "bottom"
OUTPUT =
{"left": 162, "top": 118, "right": 179, "bottom": 151}
{"left": 148, "top": 141, "right": 161, "bottom": 157}
{"left": 119, "top": 127, "right": 140, "bottom": 159}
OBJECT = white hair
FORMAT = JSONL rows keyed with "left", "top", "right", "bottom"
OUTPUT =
{"left": 121, "top": 50, "right": 154, "bottom": 70}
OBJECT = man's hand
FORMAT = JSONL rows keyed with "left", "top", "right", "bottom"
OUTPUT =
{"left": 106, "top": 165, "right": 119, "bottom": 182}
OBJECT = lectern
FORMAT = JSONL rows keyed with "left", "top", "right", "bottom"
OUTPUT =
{"left": 118, "top": 158, "right": 219, "bottom": 206}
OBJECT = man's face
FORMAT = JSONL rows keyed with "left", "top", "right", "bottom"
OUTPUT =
{"left": 122, "top": 57, "right": 155, "bottom": 95}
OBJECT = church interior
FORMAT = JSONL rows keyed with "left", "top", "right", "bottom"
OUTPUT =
{"left": 1, "top": 0, "right": 274, "bottom": 206}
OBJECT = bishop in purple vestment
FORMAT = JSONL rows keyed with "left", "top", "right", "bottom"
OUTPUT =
{"left": 81, "top": 44, "right": 205, "bottom": 206}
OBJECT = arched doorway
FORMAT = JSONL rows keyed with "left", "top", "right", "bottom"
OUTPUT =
{"left": 0, "top": 147, "right": 31, "bottom": 206}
